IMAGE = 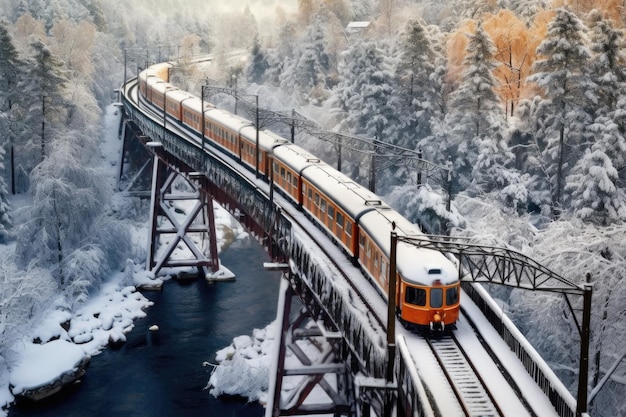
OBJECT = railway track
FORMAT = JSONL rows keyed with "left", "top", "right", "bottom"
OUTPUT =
{"left": 127, "top": 76, "right": 388, "bottom": 336}
{"left": 426, "top": 333, "right": 504, "bottom": 417}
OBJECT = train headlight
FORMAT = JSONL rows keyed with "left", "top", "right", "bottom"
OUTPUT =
{"left": 433, "top": 312, "right": 442, "bottom": 323}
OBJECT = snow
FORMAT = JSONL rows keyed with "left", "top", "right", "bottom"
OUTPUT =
{"left": 8, "top": 340, "right": 87, "bottom": 396}
{"left": 207, "top": 321, "right": 278, "bottom": 404}
{"left": 0, "top": 103, "right": 243, "bottom": 415}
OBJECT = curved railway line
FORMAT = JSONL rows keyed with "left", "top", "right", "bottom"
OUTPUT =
{"left": 128, "top": 75, "right": 389, "bottom": 357}
{"left": 122, "top": 73, "right": 561, "bottom": 417}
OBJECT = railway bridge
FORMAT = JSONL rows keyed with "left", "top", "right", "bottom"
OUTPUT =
{"left": 118, "top": 62, "right": 592, "bottom": 417}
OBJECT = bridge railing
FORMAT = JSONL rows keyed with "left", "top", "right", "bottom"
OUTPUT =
{"left": 396, "top": 336, "right": 435, "bottom": 417}
{"left": 462, "top": 282, "right": 577, "bottom": 417}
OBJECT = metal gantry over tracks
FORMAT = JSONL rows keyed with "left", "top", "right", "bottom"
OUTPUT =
{"left": 391, "top": 233, "right": 592, "bottom": 417}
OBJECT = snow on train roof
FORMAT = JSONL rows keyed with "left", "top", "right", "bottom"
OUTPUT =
{"left": 302, "top": 163, "right": 388, "bottom": 219}
{"left": 206, "top": 107, "right": 253, "bottom": 132}
{"left": 149, "top": 79, "right": 175, "bottom": 94}
{"left": 358, "top": 209, "right": 458, "bottom": 286}
{"left": 272, "top": 143, "right": 321, "bottom": 173}
{"left": 181, "top": 95, "right": 213, "bottom": 111}
{"left": 166, "top": 89, "right": 193, "bottom": 101}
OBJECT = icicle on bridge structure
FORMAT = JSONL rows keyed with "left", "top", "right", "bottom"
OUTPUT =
{"left": 117, "top": 61, "right": 592, "bottom": 417}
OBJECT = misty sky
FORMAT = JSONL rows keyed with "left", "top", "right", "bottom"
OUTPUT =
{"left": 207, "top": 0, "right": 297, "bottom": 15}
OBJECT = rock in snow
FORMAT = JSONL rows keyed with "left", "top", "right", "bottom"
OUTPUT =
{"left": 9, "top": 340, "right": 90, "bottom": 401}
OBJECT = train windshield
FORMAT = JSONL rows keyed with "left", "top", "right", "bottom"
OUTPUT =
{"left": 430, "top": 288, "right": 443, "bottom": 308}
{"left": 446, "top": 287, "right": 459, "bottom": 305}
{"left": 405, "top": 286, "right": 426, "bottom": 306}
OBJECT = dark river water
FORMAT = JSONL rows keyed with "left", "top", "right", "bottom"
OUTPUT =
{"left": 9, "top": 237, "right": 281, "bottom": 417}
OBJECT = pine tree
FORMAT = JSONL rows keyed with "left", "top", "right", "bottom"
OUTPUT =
{"left": 0, "top": 20, "right": 23, "bottom": 196}
{"left": 527, "top": 8, "right": 594, "bottom": 212}
{"left": 587, "top": 10, "right": 625, "bottom": 118}
{"left": 566, "top": 140, "right": 626, "bottom": 224}
{"left": 564, "top": 11, "right": 626, "bottom": 224}
{"left": 0, "top": 144, "right": 12, "bottom": 242}
{"left": 445, "top": 21, "right": 506, "bottom": 191}
{"left": 19, "top": 39, "right": 69, "bottom": 164}
{"left": 335, "top": 39, "right": 395, "bottom": 140}
{"left": 391, "top": 19, "right": 440, "bottom": 148}
{"left": 247, "top": 34, "right": 269, "bottom": 84}
{"left": 293, "top": 16, "right": 332, "bottom": 99}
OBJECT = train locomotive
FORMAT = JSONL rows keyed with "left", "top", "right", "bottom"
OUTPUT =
{"left": 137, "top": 62, "right": 461, "bottom": 331}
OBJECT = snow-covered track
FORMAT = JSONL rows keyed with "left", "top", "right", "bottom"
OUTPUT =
{"left": 426, "top": 334, "right": 504, "bottom": 417}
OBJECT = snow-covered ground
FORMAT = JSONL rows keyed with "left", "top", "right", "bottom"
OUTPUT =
{"left": 0, "top": 104, "right": 247, "bottom": 416}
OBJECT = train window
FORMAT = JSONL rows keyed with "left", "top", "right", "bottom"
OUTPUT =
{"left": 381, "top": 260, "right": 387, "bottom": 276}
{"left": 345, "top": 220, "right": 352, "bottom": 236}
{"left": 359, "top": 234, "right": 365, "bottom": 248}
{"left": 328, "top": 206, "right": 334, "bottom": 221}
{"left": 405, "top": 287, "right": 426, "bottom": 306}
{"left": 280, "top": 167, "right": 286, "bottom": 179}
{"left": 374, "top": 252, "right": 379, "bottom": 267}
{"left": 365, "top": 240, "right": 371, "bottom": 257}
{"left": 430, "top": 288, "right": 443, "bottom": 308}
{"left": 336, "top": 212, "right": 344, "bottom": 229}
{"left": 308, "top": 188, "right": 312, "bottom": 200}
{"left": 287, "top": 172, "right": 292, "bottom": 184}
{"left": 320, "top": 199, "right": 326, "bottom": 213}
{"left": 446, "top": 287, "right": 459, "bottom": 305}
{"left": 314, "top": 193, "right": 320, "bottom": 207}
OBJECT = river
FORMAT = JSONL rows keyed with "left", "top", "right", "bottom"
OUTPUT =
{"left": 9, "top": 237, "right": 281, "bottom": 417}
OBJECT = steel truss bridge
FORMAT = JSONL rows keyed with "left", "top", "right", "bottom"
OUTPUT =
{"left": 118, "top": 65, "right": 592, "bottom": 417}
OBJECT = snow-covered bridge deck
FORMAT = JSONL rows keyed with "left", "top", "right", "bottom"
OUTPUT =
{"left": 120, "top": 73, "right": 585, "bottom": 417}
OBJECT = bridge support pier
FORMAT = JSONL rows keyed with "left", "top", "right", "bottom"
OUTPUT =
{"left": 146, "top": 148, "right": 220, "bottom": 279}
{"left": 117, "top": 115, "right": 153, "bottom": 195}
{"left": 267, "top": 275, "right": 354, "bottom": 417}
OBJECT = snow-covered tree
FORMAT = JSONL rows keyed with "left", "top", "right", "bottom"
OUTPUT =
{"left": 15, "top": 136, "right": 106, "bottom": 293}
{"left": 19, "top": 39, "right": 69, "bottom": 164}
{"left": 565, "top": 119, "right": 626, "bottom": 224}
{"left": 281, "top": 15, "right": 333, "bottom": 103}
{"left": 388, "top": 183, "right": 465, "bottom": 235}
{"left": 390, "top": 18, "right": 441, "bottom": 148}
{"left": 587, "top": 10, "right": 625, "bottom": 119}
{"left": 496, "top": 0, "right": 549, "bottom": 21}
{"left": 0, "top": 254, "right": 57, "bottom": 360}
{"left": 333, "top": 38, "right": 395, "bottom": 140}
{"left": 527, "top": 8, "right": 595, "bottom": 212}
{"left": 0, "top": 144, "right": 11, "bottom": 242}
{"left": 247, "top": 34, "right": 269, "bottom": 84}
{"left": 0, "top": 19, "right": 22, "bottom": 203}
{"left": 445, "top": 21, "right": 507, "bottom": 192}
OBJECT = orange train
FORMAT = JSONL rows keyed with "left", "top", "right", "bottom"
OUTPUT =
{"left": 137, "top": 63, "right": 461, "bottom": 330}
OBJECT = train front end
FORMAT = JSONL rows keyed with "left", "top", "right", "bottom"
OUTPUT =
{"left": 398, "top": 246, "right": 460, "bottom": 331}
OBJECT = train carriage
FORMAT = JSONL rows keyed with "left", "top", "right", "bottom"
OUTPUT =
{"left": 203, "top": 108, "right": 249, "bottom": 158}
{"left": 300, "top": 164, "right": 380, "bottom": 257}
{"left": 358, "top": 209, "right": 460, "bottom": 330}
{"left": 180, "top": 97, "right": 213, "bottom": 133}
{"left": 165, "top": 90, "right": 194, "bottom": 121}
{"left": 241, "top": 129, "right": 288, "bottom": 179}
{"left": 272, "top": 144, "right": 321, "bottom": 206}
{"left": 138, "top": 68, "right": 155, "bottom": 98}
{"left": 148, "top": 78, "right": 175, "bottom": 111}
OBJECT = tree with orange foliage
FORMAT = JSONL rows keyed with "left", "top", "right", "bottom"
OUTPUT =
{"left": 483, "top": 10, "right": 540, "bottom": 118}
{"left": 445, "top": 22, "right": 510, "bottom": 194}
